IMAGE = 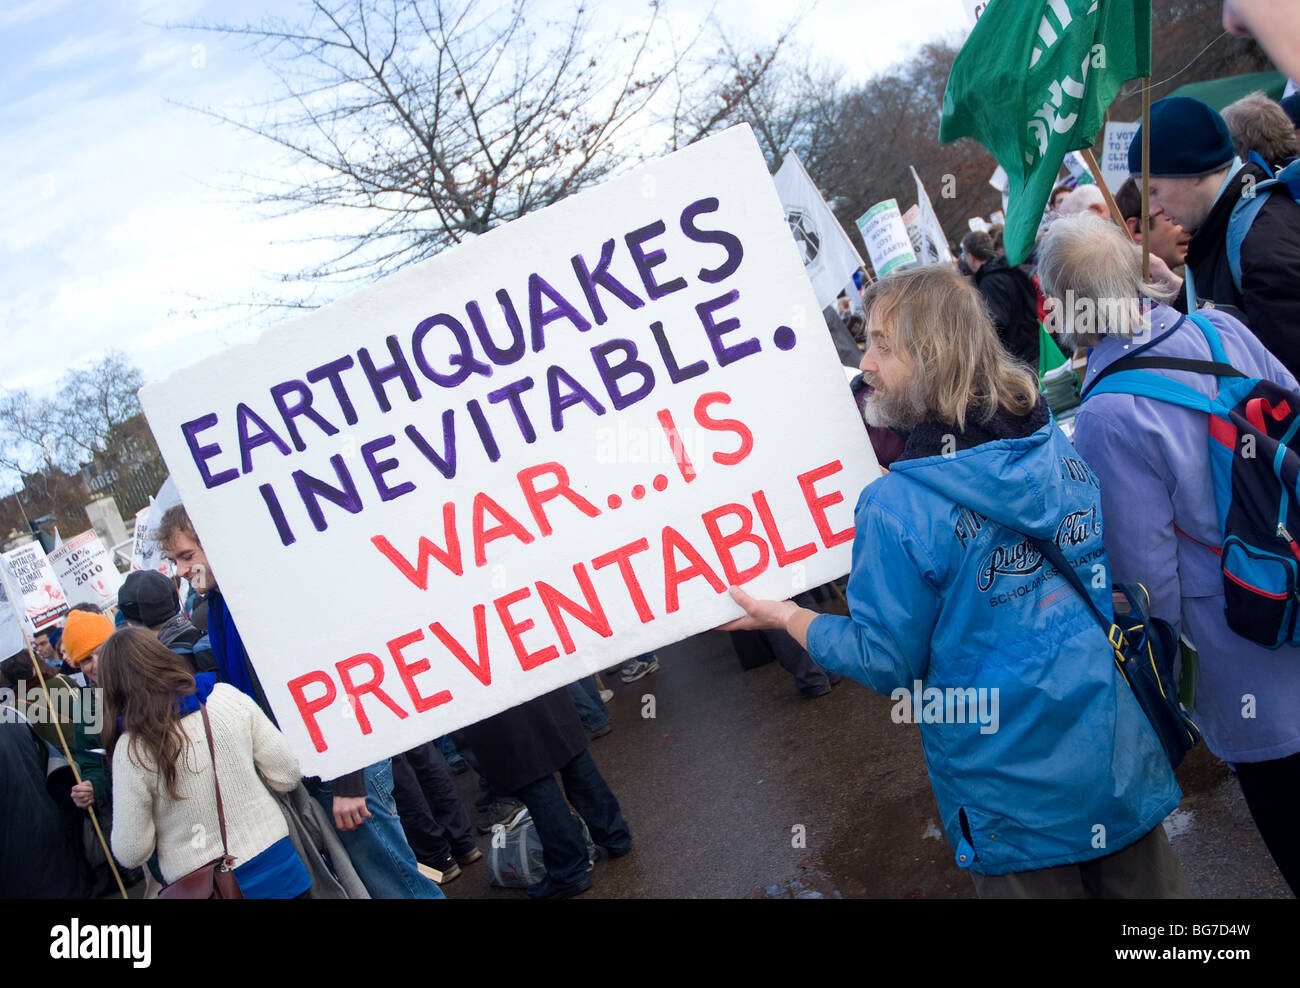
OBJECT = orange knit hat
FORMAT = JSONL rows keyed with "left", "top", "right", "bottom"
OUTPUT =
{"left": 63, "top": 610, "right": 115, "bottom": 664}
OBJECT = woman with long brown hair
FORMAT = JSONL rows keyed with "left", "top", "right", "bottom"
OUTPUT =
{"left": 101, "top": 627, "right": 310, "bottom": 898}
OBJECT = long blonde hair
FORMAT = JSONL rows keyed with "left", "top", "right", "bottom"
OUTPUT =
{"left": 863, "top": 264, "right": 1038, "bottom": 431}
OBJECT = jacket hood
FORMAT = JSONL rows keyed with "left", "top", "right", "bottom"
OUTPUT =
{"left": 974, "top": 254, "right": 1010, "bottom": 281}
{"left": 157, "top": 614, "right": 201, "bottom": 649}
{"left": 890, "top": 399, "right": 1068, "bottom": 539}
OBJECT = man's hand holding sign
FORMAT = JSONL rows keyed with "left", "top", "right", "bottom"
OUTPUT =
{"left": 140, "top": 125, "right": 880, "bottom": 779}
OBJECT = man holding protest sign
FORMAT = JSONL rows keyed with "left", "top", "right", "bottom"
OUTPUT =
{"left": 156, "top": 505, "right": 442, "bottom": 900}
{"left": 724, "top": 264, "right": 1186, "bottom": 898}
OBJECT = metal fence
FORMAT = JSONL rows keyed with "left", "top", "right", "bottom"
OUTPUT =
{"left": 91, "top": 459, "right": 169, "bottom": 520}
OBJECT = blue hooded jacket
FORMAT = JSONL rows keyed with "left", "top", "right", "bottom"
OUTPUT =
{"left": 807, "top": 402, "right": 1181, "bottom": 875}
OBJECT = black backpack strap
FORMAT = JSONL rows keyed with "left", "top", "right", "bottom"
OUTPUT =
{"left": 1083, "top": 355, "right": 1246, "bottom": 398}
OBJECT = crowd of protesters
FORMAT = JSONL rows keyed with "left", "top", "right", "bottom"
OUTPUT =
{"left": 5, "top": 6, "right": 1300, "bottom": 897}
{"left": 2, "top": 505, "right": 640, "bottom": 899}
{"left": 737, "top": 85, "right": 1300, "bottom": 899}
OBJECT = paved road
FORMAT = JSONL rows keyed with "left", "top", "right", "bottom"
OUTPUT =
{"left": 443, "top": 630, "right": 1290, "bottom": 900}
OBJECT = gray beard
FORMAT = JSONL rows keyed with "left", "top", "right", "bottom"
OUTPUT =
{"left": 862, "top": 381, "right": 927, "bottom": 431}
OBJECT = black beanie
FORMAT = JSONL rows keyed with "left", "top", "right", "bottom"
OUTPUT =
{"left": 118, "top": 570, "right": 181, "bottom": 627}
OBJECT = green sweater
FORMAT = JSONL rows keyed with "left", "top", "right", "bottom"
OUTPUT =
{"left": 21, "top": 675, "right": 110, "bottom": 811}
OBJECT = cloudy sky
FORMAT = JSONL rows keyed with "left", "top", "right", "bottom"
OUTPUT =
{"left": 0, "top": 0, "right": 967, "bottom": 400}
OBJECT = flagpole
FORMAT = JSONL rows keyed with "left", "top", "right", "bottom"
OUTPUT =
{"left": 0, "top": 563, "right": 127, "bottom": 899}
{"left": 1140, "top": 79, "right": 1152, "bottom": 282}
{"left": 1080, "top": 149, "right": 1126, "bottom": 229}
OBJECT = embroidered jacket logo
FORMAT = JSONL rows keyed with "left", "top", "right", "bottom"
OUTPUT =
{"left": 976, "top": 505, "right": 1100, "bottom": 591}
{"left": 1055, "top": 506, "right": 1100, "bottom": 547}
{"left": 977, "top": 540, "right": 1043, "bottom": 591}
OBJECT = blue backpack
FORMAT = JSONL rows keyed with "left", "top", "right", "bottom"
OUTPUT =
{"left": 1186, "top": 157, "right": 1300, "bottom": 310}
{"left": 1083, "top": 312, "right": 1300, "bottom": 649}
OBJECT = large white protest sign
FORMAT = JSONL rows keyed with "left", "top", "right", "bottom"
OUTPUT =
{"left": 856, "top": 200, "right": 917, "bottom": 279}
{"left": 141, "top": 125, "right": 881, "bottom": 778}
{"left": 772, "top": 152, "right": 864, "bottom": 309}
{"left": 1102, "top": 121, "right": 1140, "bottom": 199}
{"left": 1, "top": 542, "right": 69, "bottom": 633}
{"left": 49, "top": 531, "right": 123, "bottom": 611}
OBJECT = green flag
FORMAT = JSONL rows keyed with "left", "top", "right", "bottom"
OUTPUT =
{"left": 939, "top": 0, "right": 1151, "bottom": 265}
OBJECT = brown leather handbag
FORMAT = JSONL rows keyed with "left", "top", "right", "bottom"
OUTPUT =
{"left": 157, "top": 703, "right": 244, "bottom": 899}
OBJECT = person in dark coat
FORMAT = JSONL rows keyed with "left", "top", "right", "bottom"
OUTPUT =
{"left": 1133, "top": 96, "right": 1300, "bottom": 378}
{"left": 458, "top": 688, "right": 630, "bottom": 898}
{"left": 960, "top": 230, "right": 1040, "bottom": 370}
{"left": 0, "top": 718, "right": 92, "bottom": 898}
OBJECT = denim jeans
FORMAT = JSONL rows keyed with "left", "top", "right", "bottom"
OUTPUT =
{"left": 513, "top": 749, "right": 630, "bottom": 897}
{"left": 566, "top": 676, "right": 610, "bottom": 733}
{"left": 310, "top": 759, "right": 445, "bottom": 900}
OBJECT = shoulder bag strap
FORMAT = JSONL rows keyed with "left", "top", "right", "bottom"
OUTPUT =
{"left": 1022, "top": 534, "right": 1115, "bottom": 640}
{"left": 197, "top": 702, "right": 231, "bottom": 862}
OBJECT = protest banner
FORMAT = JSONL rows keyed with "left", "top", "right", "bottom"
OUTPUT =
{"left": 49, "top": 530, "right": 124, "bottom": 611}
{"left": 1, "top": 542, "right": 69, "bottom": 633}
{"left": 963, "top": 0, "right": 991, "bottom": 27}
{"left": 902, "top": 204, "right": 925, "bottom": 261}
{"left": 772, "top": 152, "right": 864, "bottom": 309}
{"left": 1062, "top": 150, "right": 1093, "bottom": 189}
{"left": 856, "top": 199, "right": 917, "bottom": 279}
{"left": 909, "top": 167, "right": 955, "bottom": 265}
{"left": 0, "top": 576, "right": 26, "bottom": 658}
{"left": 941, "top": 0, "right": 1152, "bottom": 264}
{"left": 130, "top": 504, "right": 172, "bottom": 575}
{"left": 140, "top": 124, "right": 881, "bottom": 778}
{"left": 1102, "top": 121, "right": 1140, "bottom": 197}
{"left": 988, "top": 165, "right": 1010, "bottom": 216}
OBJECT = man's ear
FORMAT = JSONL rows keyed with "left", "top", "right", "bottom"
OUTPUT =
{"left": 1123, "top": 216, "right": 1141, "bottom": 242}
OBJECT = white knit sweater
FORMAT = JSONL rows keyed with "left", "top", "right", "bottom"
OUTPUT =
{"left": 110, "top": 684, "right": 302, "bottom": 882}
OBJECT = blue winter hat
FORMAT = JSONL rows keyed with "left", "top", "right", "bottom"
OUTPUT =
{"left": 1128, "top": 97, "right": 1235, "bottom": 178}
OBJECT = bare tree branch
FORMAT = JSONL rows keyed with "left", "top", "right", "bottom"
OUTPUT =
{"left": 170, "top": 0, "right": 789, "bottom": 304}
